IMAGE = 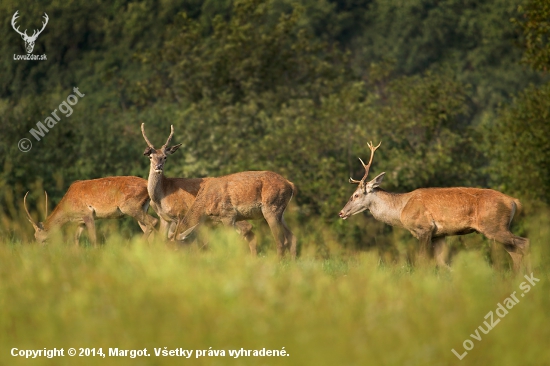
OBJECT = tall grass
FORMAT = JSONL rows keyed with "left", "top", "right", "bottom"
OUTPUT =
{"left": 1, "top": 209, "right": 549, "bottom": 366}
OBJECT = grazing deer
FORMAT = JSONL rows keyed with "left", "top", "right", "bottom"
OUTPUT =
{"left": 141, "top": 124, "right": 257, "bottom": 252}
{"left": 173, "top": 169, "right": 298, "bottom": 258}
{"left": 24, "top": 177, "right": 158, "bottom": 245}
{"left": 338, "top": 142, "right": 529, "bottom": 271}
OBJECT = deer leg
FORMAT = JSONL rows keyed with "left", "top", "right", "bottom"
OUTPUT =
{"left": 139, "top": 216, "right": 158, "bottom": 241}
{"left": 488, "top": 230, "right": 529, "bottom": 273}
{"left": 414, "top": 230, "right": 433, "bottom": 266}
{"left": 168, "top": 221, "right": 180, "bottom": 241}
{"left": 236, "top": 221, "right": 257, "bottom": 256}
{"left": 158, "top": 218, "right": 170, "bottom": 239}
{"left": 505, "top": 237, "right": 530, "bottom": 273}
{"left": 403, "top": 210, "right": 436, "bottom": 265}
{"left": 83, "top": 216, "right": 97, "bottom": 246}
{"left": 282, "top": 217, "right": 297, "bottom": 260}
{"left": 124, "top": 208, "right": 158, "bottom": 239}
{"left": 174, "top": 204, "right": 204, "bottom": 243}
{"left": 263, "top": 209, "right": 286, "bottom": 258}
{"left": 432, "top": 236, "right": 450, "bottom": 269}
{"left": 74, "top": 224, "right": 85, "bottom": 246}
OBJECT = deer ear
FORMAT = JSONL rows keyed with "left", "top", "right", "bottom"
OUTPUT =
{"left": 366, "top": 172, "right": 385, "bottom": 193}
{"left": 165, "top": 143, "right": 182, "bottom": 155}
{"left": 143, "top": 147, "right": 154, "bottom": 156}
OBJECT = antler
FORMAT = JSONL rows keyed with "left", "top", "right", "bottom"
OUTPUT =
{"left": 11, "top": 11, "right": 27, "bottom": 37}
{"left": 11, "top": 12, "right": 48, "bottom": 40}
{"left": 141, "top": 123, "right": 155, "bottom": 148}
{"left": 23, "top": 192, "right": 39, "bottom": 230}
{"left": 29, "top": 13, "right": 48, "bottom": 40}
{"left": 162, "top": 125, "right": 175, "bottom": 149}
{"left": 349, "top": 141, "right": 381, "bottom": 185}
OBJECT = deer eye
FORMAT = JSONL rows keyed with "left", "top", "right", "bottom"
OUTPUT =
{"left": 354, "top": 193, "right": 359, "bottom": 198}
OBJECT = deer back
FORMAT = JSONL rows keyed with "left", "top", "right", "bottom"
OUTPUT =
{"left": 183, "top": 171, "right": 295, "bottom": 223}
{"left": 401, "top": 187, "right": 518, "bottom": 235}
{"left": 44, "top": 177, "right": 149, "bottom": 227}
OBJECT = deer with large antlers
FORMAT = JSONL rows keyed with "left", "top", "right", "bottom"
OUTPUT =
{"left": 11, "top": 11, "right": 48, "bottom": 54}
{"left": 24, "top": 177, "right": 158, "bottom": 245}
{"left": 339, "top": 142, "right": 529, "bottom": 271}
{"left": 141, "top": 124, "right": 257, "bottom": 251}
{"left": 144, "top": 125, "right": 297, "bottom": 258}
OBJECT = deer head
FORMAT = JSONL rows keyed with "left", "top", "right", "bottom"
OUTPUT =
{"left": 339, "top": 141, "right": 385, "bottom": 219}
{"left": 24, "top": 191, "right": 49, "bottom": 244}
{"left": 12, "top": 11, "right": 48, "bottom": 54}
{"left": 141, "top": 124, "right": 182, "bottom": 174}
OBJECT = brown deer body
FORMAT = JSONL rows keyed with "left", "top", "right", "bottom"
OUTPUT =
{"left": 24, "top": 177, "right": 158, "bottom": 245}
{"left": 141, "top": 124, "right": 256, "bottom": 249}
{"left": 339, "top": 142, "right": 529, "bottom": 271}
{"left": 174, "top": 170, "right": 297, "bottom": 258}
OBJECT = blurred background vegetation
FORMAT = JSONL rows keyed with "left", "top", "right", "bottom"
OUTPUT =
{"left": 2, "top": 3, "right": 550, "bottom": 364}
{"left": 0, "top": 0, "right": 548, "bottom": 254}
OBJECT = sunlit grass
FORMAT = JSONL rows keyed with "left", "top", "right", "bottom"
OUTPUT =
{"left": 1, "top": 209, "right": 549, "bottom": 366}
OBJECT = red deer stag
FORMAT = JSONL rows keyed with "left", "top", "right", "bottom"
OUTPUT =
{"left": 338, "top": 142, "right": 529, "bottom": 271}
{"left": 24, "top": 177, "right": 158, "bottom": 245}
{"left": 141, "top": 124, "right": 257, "bottom": 252}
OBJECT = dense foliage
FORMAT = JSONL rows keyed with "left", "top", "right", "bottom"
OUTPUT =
{"left": 0, "top": 0, "right": 548, "bottom": 245}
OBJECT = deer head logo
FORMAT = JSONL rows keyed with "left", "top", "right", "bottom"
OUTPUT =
{"left": 11, "top": 11, "right": 48, "bottom": 54}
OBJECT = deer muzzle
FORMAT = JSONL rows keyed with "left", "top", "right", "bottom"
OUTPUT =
{"left": 338, "top": 210, "right": 349, "bottom": 220}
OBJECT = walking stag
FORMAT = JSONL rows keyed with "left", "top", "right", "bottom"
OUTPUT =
{"left": 338, "top": 142, "right": 529, "bottom": 271}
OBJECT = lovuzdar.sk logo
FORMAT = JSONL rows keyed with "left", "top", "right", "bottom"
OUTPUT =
{"left": 11, "top": 10, "right": 48, "bottom": 61}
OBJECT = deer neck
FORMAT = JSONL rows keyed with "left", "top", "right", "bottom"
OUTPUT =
{"left": 368, "top": 190, "right": 410, "bottom": 228}
{"left": 147, "top": 166, "right": 167, "bottom": 204}
{"left": 42, "top": 201, "right": 71, "bottom": 231}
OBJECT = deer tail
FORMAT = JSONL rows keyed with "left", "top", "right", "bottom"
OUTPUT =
{"left": 289, "top": 181, "right": 297, "bottom": 201}
{"left": 509, "top": 198, "right": 523, "bottom": 227}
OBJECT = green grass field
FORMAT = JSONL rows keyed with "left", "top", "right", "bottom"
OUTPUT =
{"left": 1, "top": 211, "right": 549, "bottom": 366}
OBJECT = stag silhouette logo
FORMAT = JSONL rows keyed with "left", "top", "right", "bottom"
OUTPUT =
{"left": 11, "top": 11, "right": 48, "bottom": 54}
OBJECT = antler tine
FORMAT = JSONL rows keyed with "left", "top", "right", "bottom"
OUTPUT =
{"left": 162, "top": 125, "right": 175, "bottom": 148}
{"left": 352, "top": 141, "right": 381, "bottom": 184}
{"left": 141, "top": 123, "right": 155, "bottom": 148}
{"left": 44, "top": 191, "right": 48, "bottom": 218}
{"left": 363, "top": 141, "right": 381, "bottom": 177}
{"left": 349, "top": 157, "right": 372, "bottom": 185}
{"left": 11, "top": 10, "right": 27, "bottom": 37}
{"left": 23, "top": 192, "right": 39, "bottom": 230}
{"left": 34, "top": 13, "right": 48, "bottom": 37}
{"left": 366, "top": 141, "right": 381, "bottom": 166}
